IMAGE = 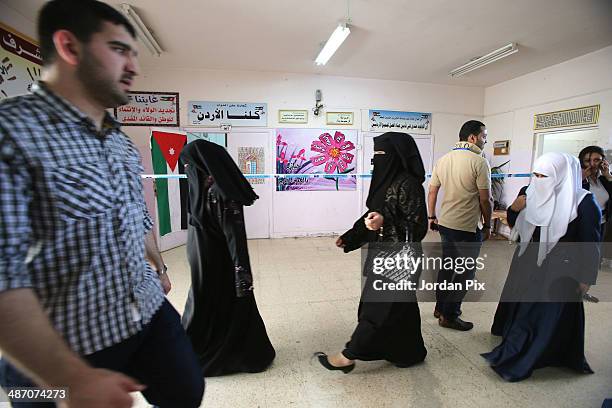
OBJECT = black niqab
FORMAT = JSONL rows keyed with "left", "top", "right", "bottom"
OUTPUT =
{"left": 366, "top": 132, "right": 425, "bottom": 210}
{"left": 180, "top": 139, "right": 259, "bottom": 206}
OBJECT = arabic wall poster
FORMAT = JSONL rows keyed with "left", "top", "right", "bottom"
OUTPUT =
{"left": 0, "top": 22, "right": 42, "bottom": 100}
{"left": 239, "top": 147, "right": 265, "bottom": 185}
{"left": 368, "top": 109, "right": 431, "bottom": 134}
{"left": 114, "top": 91, "right": 179, "bottom": 126}
{"left": 188, "top": 101, "right": 267, "bottom": 127}
{"left": 276, "top": 128, "right": 357, "bottom": 192}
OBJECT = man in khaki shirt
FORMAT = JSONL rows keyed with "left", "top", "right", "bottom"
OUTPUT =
{"left": 428, "top": 120, "right": 493, "bottom": 331}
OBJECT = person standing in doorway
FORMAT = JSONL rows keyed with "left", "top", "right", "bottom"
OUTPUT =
{"left": 579, "top": 146, "right": 612, "bottom": 265}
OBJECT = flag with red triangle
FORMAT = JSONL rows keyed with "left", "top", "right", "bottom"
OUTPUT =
{"left": 150, "top": 130, "right": 188, "bottom": 236}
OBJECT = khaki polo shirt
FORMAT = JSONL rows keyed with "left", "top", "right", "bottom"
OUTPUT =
{"left": 430, "top": 142, "right": 491, "bottom": 233}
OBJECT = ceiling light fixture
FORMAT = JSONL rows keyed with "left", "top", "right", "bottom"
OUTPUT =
{"left": 119, "top": 3, "right": 163, "bottom": 57}
{"left": 315, "top": 22, "right": 351, "bottom": 66}
{"left": 450, "top": 43, "right": 518, "bottom": 77}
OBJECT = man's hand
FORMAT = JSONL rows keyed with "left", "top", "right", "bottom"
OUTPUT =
{"left": 60, "top": 368, "right": 144, "bottom": 408}
{"left": 578, "top": 282, "right": 590, "bottom": 295}
{"left": 364, "top": 212, "right": 384, "bottom": 231}
{"left": 429, "top": 218, "right": 439, "bottom": 231}
{"left": 158, "top": 272, "right": 171, "bottom": 295}
{"left": 335, "top": 237, "right": 346, "bottom": 248}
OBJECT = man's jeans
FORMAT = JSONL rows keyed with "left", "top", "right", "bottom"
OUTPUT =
{"left": 435, "top": 225, "right": 483, "bottom": 320}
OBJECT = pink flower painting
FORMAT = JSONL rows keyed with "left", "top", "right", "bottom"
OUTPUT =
{"left": 276, "top": 129, "right": 357, "bottom": 191}
{"left": 310, "top": 132, "right": 355, "bottom": 173}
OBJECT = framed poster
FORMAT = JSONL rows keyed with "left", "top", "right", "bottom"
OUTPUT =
{"left": 368, "top": 109, "right": 431, "bottom": 134}
{"left": 0, "top": 22, "right": 42, "bottom": 99}
{"left": 276, "top": 128, "right": 357, "bottom": 191}
{"left": 114, "top": 91, "right": 180, "bottom": 126}
{"left": 239, "top": 147, "right": 265, "bottom": 185}
{"left": 188, "top": 101, "right": 267, "bottom": 127}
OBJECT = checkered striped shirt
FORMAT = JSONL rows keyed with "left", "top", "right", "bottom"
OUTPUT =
{"left": 0, "top": 82, "right": 164, "bottom": 355}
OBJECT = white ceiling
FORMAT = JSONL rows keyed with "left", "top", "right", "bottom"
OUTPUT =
{"left": 4, "top": 0, "right": 612, "bottom": 87}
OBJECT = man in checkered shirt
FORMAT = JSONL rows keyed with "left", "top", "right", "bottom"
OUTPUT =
{"left": 0, "top": 1, "right": 203, "bottom": 407}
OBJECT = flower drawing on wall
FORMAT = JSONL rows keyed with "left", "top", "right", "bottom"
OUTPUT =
{"left": 310, "top": 132, "right": 355, "bottom": 174}
{"left": 276, "top": 129, "right": 357, "bottom": 191}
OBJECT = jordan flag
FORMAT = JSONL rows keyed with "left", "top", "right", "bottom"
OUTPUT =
{"left": 150, "top": 130, "right": 188, "bottom": 236}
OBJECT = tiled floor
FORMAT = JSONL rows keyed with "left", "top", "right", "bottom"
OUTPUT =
{"left": 131, "top": 234, "right": 612, "bottom": 408}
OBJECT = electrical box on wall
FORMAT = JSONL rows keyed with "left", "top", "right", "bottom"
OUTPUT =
{"left": 493, "top": 140, "right": 510, "bottom": 155}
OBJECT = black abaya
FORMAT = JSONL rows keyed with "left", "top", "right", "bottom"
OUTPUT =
{"left": 340, "top": 172, "right": 428, "bottom": 365}
{"left": 180, "top": 142, "right": 275, "bottom": 376}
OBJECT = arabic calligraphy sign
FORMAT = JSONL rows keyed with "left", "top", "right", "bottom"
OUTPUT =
{"left": 188, "top": 101, "right": 267, "bottom": 127}
{"left": 0, "top": 22, "right": 42, "bottom": 100}
{"left": 367, "top": 109, "right": 431, "bottom": 134}
{"left": 326, "top": 112, "right": 353, "bottom": 125}
{"left": 114, "top": 91, "right": 180, "bottom": 126}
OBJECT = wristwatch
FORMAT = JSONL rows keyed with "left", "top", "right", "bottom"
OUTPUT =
{"left": 482, "top": 224, "right": 491, "bottom": 229}
{"left": 159, "top": 264, "right": 168, "bottom": 275}
{"left": 428, "top": 216, "right": 437, "bottom": 220}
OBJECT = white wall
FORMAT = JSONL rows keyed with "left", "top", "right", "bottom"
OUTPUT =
{"left": 0, "top": 8, "right": 485, "bottom": 242}
{"left": 127, "top": 68, "right": 484, "bottom": 240}
{"left": 484, "top": 46, "right": 612, "bottom": 207}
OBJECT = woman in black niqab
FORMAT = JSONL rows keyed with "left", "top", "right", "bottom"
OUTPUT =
{"left": 180, "top": 139, "right": 275, "bottom": 376}
{"left": 315, "top": 132, "right": 428, "bottom": 372}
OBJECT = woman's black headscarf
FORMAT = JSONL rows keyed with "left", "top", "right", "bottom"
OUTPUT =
{"left": 180, "top": 139, "right": 259, "bottom": 206}
{"left": 366, "top": 132, "right": 425, "bottom": 210}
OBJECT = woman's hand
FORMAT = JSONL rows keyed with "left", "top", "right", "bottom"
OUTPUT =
{"left": 335, "top": 237, "right": 345, "bottom": 248}
{"left": 364, "top": 212, "right": 384, "bottom": 231}
{"left": 601, "top": 159, "right": 612, "bottom": 180}
{"left": 582, "top": 166, "right": 594, "bottom": 181}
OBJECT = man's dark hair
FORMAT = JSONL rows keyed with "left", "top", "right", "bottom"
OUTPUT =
{"left": 579, "top": 145, "right": 606, "bottom": 163}
{"left": 459, "top": 120, "right": 486, "bottom": 141}
{"left": 38, "top": 0, "right": 136, "bottom": 65}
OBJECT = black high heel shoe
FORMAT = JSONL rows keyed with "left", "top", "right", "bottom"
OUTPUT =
{"left": 314, "top": 352, "right": 355, "bottom": 373}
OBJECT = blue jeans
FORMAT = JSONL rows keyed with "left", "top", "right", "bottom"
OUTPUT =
{"left": 435, "top": 225, "right": 483, "bottom": 320}
{"left": 0, "top": 300, "right": 204, "bottom": 408}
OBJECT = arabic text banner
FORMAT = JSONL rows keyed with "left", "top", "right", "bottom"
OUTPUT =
{"left": 114, "top": 91, "right": 180, "bottom": 126}
{"left": 276, "top": 128, "right": 357, "bottom": 191}
{"left": 188, "top": 101, "right": 267, "bottom": 127}
{"left": 368, "top": 110, "right": 431, "bottom": 134}
{"left": 0, "top": 22, "right": 42, "bottom": 100}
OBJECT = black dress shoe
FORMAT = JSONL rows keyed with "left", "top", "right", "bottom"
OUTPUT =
{"left": 434, "top": 309, "right": 461, "bottom": 319}
{"left": 439, "top": 316, "right": 473, "bottom": 331}
{"left": 314, "top": 352, "right": 355, "bottom": 373}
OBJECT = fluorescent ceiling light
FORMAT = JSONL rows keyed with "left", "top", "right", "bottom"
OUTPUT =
{"left": 315, "top": 23, "right": 351, "bottom": 66}
{"left": 119, "top": 3, "right": 163, "bottom": 57}
{"left": 450, "top": 43, "right": 518, "bottom": 77}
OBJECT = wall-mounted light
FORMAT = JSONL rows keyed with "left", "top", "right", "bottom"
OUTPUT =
{"left": 450, "top": 43, "right": 518, "bottom": 77}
